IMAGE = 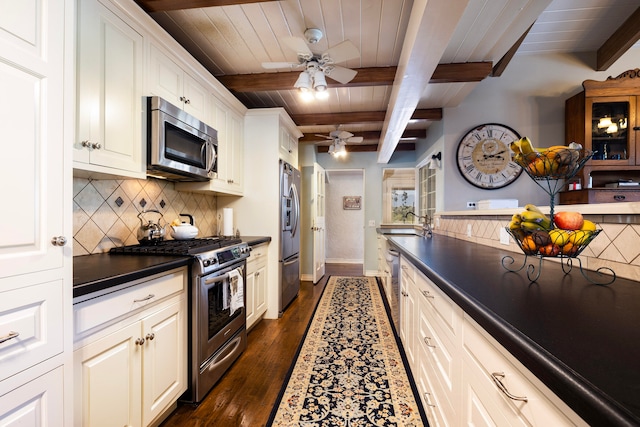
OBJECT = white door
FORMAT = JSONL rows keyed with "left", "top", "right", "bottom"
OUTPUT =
{"left": 312, "top": 163, "right": 326, "bottom": 284}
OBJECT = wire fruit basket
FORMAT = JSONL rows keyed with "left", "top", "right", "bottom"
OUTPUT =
{"left": 501, "top": 145, "right": 615, "bottom": 285}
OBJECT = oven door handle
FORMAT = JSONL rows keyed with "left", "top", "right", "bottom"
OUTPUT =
{"left": 203, "top": 266, "right": 244, "bottom": 287}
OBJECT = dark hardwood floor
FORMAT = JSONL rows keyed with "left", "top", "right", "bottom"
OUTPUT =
{"left": 160, "top": 263, "right": 364, "bottom": 427}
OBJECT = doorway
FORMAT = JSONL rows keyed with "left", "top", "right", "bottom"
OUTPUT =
{"left": 324, "top": 170, "right": 365, "bottom": 269}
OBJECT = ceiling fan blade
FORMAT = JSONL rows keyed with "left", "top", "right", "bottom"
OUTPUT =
{"left": 261, "top": 61, "right": 300, "bottom": 69}
{"left": 337, "top": 130, "right": 354, "bottom": 140}
{"left": 324, "top": 65, "right": 358, "bottom": 84}
{"left": 324, "top": 40, "right": 359, "bottom": 64}
{"left": 281, "top": 36, "right": 313, "bottom": 57}
{"left": 314, "top": 134, "right": 333, "bottom": 140}
{"left": 347, "top": 136, "right": 363, "bottom": 143}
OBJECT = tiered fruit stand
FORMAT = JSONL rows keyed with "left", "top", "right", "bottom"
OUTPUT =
{"left": 502, "top": 147, "right": 616, "bottom": 285}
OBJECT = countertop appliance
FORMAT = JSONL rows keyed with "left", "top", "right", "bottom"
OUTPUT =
{"left": 279, "top": 160, "right": 301, "bottom": 315}
{"left": 146, "top": 96, "right": 218, "bottom": 182}
{"left": 111, "top": 236, "right": 250, "bottom": 403}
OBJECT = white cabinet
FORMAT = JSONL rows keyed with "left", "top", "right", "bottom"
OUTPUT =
{"left": 73, "top": 268, "right": 188, "bottom": 427}
{"left": 280, "top": 125, "right": 299, "bottom": 167}
{"left": 147, "top": 43, "right": 209, "bottom": 122}
{"left": 246, "top": 243, "right": 268, "bottom": 330}
{"left": 399, "top": 257, "right": 588, "bottom": 427}
{"left": 0, "top": 0, "right": 71, "bottom": 424}
{"left": 377, "top": 235, "right": 393, "bottom": 305}
{"left": 75, "top": 0, "right": 146, "bottom": 179}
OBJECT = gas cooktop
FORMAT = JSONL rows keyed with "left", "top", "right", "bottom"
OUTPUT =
{"left": 109, "top": 237, "right": 242, "bottom": 256}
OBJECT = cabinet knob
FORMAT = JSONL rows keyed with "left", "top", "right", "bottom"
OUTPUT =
{"left": 423, "top": 392, "right": 436, "bottom": 407}
{"left": 81, "top": 140, "right": 101, "bottom": 150}
{"left": 633, "top": 126, "right": 640, "bottom": 131}
{"left": 421, "top": 290, "right": 434, "bottom": 299}
{"left": 145, "top": 333, "right": 155, "bottom": 341}
{"left": 135, "top": 337, "right": 145, "bottom": 345}
{"left": 423, "top": 336, "right": 436, "bottom": 348}
{"left": 614, "top": 195, "right": 626, "bottom": 201}
{"left": 51, "top": 236, "right": 67, "bottom": 246}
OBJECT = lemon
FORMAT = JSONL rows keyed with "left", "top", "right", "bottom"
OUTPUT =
{"left": 581, "top": 219, "right": 597, "bottom": 232}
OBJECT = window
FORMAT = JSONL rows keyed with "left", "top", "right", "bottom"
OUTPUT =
{"left": 382, "top": 169, "right": 416, "bottom": 224}
{"left": 418, "top": 165, "right": 436, "bottom": 221}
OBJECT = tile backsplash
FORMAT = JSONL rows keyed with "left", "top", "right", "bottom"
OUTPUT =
{"left": 73, "top": 177, "right": 218, "bottom": 256}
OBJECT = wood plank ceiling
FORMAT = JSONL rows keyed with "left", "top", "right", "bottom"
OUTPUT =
{"left": 136, "top": 0, "right": 640, "bottom": 163}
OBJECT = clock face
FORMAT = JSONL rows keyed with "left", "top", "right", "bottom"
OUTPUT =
{"left": 456, "top": 123, "right": 523, "bottom": 189}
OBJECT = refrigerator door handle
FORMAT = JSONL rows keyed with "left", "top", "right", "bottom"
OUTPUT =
{"left": 290, "top": 183, "right": 300, "bottom": 238}
{"left": 282, "top": 256, "right": 298, "bottom": 267}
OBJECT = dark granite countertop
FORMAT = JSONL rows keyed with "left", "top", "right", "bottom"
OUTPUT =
{"left": 73, "top": 236, "right": 271, "bottom": 299}
{"left": 387, "top": 235, "right": 640, "bottom": 427}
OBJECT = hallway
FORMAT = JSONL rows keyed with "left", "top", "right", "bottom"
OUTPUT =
{"left": 160, "top": 263, "right": 364, "bottom": 427}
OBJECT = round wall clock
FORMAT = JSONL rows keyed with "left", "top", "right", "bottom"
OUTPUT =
{"left": 456, "top": 123, "right": 523, "bottom": 189}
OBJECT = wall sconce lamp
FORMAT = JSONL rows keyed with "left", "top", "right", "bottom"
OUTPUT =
{"left": 429, "top": 152, "right": 442, "bottom": 169}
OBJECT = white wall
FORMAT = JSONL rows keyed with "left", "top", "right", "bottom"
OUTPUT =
{"left": 325, "top": 170, "right": 364, "bottom": 263}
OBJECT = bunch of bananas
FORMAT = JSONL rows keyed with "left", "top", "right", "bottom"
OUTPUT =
{"left": 509, "top": 137, "right": 582, "bottom": 177}
{"left": 508, "top": 204, "right": 552, "bottom": 234}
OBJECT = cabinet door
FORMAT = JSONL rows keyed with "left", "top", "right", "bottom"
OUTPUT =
{"left": 226, "top": 110, "right": 244, "bottom": 193}
{"left": 586, "top": 96, "right": 636, "bottom": 164}
{"left": 74, "top": 321, "right": 142, "bottom": 427}
{"left": 245, "top": 270, "right": 256, "bottom": 328}
{"left": 254, "top": 265, "right": 267, "bottom": 321}
{"left": 76, "top": 0, "right": 144, "bottom": 175}
{"left": 141, "top": 299, "right": 187, "bottom": 426}
{"left": 0, "top": 0, "right": 66, "bottom": 278}
{"left": 183, "top": 73, "right": 209, "bottom": 122}
{"left": 148, "top": 43, "right": 185, "bottom": 108}
{"left": 0, "top": 367, "right": 64, "bottom": 426}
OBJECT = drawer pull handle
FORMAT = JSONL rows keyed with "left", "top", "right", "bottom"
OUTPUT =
{"left": 134, "top": 294, "right": 155, "bottom": 303}
{"left": 421, "top": 290, "right": 434, "bottom": 299}
{"left": 135, "top": 337, "right": 145, "bottom": 346}
{"left": 613, "top": 195, "right": 626, "bottom": 201}
{"left": 145, "top": 333, "right": 155, "bottom": 341}
{"left": 423, "top": 337, "right": 436, "bottom": 348}
{"left": 0, "top": 331, "right": 19, "bottom": 344}
{"left": 423, "top": 392, "right": 436, "bottom": 407}
{"left": 491, "top": 372, "right": 528, "bottom": 402}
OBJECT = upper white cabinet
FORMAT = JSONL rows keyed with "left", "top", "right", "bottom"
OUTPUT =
{"left": 75, "top": 0, "right": 146, "bottom": 179}
{"left": 0, "top": 0, "right": 72, "bottom": 424}
{"left": 147, "top": 43, "right": 209, "bottom": 122}
{"left": 280, "top": 125, "right": 299, "bottom": 168}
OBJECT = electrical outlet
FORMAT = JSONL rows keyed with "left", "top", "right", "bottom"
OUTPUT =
{"left": 467, "top": 201, "right": 476, "bottom": 209}
{"left": 466, "top": 224, "right": 472, "bottom": 237}
{"left": 368, "top": 220, "right": 376, "bottom": 227}
{"left": 499, "top": 227, "right": 510, "bottom": 245}
{"left": 435, "top": 217, "right": 440, "bottom": 228}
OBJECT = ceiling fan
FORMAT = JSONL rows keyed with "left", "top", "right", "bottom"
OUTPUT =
{"left": 261, "top": 28, "right": 360, "bottom": 89}
{"left": 315, "top": 129, "right": 364, "bottom": 156}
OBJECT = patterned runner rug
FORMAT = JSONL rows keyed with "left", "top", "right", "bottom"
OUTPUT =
{"left": 267, "top": 276, "right": 426, "bottom": 426}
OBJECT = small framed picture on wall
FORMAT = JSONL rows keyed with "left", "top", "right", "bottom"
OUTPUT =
{"left": 343, "top": 196, "right": 361, "bottom": 210}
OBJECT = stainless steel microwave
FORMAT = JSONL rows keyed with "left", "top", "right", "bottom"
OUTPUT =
{"left": 146, "top": 96, "right": 217, "bottom": 181}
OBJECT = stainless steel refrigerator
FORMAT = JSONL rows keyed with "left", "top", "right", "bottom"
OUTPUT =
{"left": 279, "top": 159, "right": 301, "bottom": 315}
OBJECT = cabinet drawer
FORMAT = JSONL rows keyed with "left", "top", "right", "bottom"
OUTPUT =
{"left": 462, "top": 317, "right": 586, "bottom": 426}
{"left": 400, "top": 257, "right": 415, "bottom": 285}
{"left": 247, "top": 244, "right": 268, "bottom": 271}
{"left": 415, "top": 272, "right": 459, "bottom": 338}
{"left": 74, "top": 268, "right": 186, "bottom": 337}
{"left": 558, "top": 188, "right": 640, "bottom": 204}
{"left": 0, "top": 281, "right": 63, "bottom": 382}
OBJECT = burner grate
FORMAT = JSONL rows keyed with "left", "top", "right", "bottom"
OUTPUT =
{"left": 109, "top": 237, "right": 242, "bottom": 256}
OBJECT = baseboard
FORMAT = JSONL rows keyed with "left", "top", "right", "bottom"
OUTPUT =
{"left": 325, "top": 258, "right": 364, "bottom": 264}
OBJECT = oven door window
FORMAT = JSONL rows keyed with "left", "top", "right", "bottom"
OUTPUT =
{"left": 164, "top": 121, "right": 207, "bottom": 169}
{"left": 207, "top": 270, "right": 243, "bottom": 340}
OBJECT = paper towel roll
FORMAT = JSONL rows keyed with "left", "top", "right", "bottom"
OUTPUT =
{"left": 223, "top": 208, "right": 234, "bottom": 236}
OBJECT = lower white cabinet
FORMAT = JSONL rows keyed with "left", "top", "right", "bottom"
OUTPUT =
{"left": 246, "top": 243, "right": 268, "bottom": 330}
{"left": 399, "top": 257, "right": 587, "bottom": 427}
{"left": 73, "top": 268, "right": 188, "bottom": 427}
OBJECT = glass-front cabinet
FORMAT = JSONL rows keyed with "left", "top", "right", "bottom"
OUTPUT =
{"left": 565, "top": 69, "right": 640, "bottom": 192}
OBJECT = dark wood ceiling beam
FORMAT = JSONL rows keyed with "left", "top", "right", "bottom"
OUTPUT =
{"left": 291, "top": 110, "right": 441, "bottom": 126}
{"left": 316, "top": 143, "right": 415, "bottom": 153}
{"left": 218, "top": 63, "right": 492, "bottom": 93}
{"left": 300, "top": 129, "right": 426, "bottom": 143}
{"left": 492, "top": 24, "right": 533, "bottom": 77}
{"left": 135, "top": 0, "right": 277, "bottom": 13}
{"left": 596, "top": 6, "right": 640, "bottom": 71}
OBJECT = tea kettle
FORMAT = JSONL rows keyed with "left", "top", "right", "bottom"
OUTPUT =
{"left": 170, "top": 213, "right": 199, "bottom": 240}
{"left": 137, "top": 210, "right": 166, "bottom": 244}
